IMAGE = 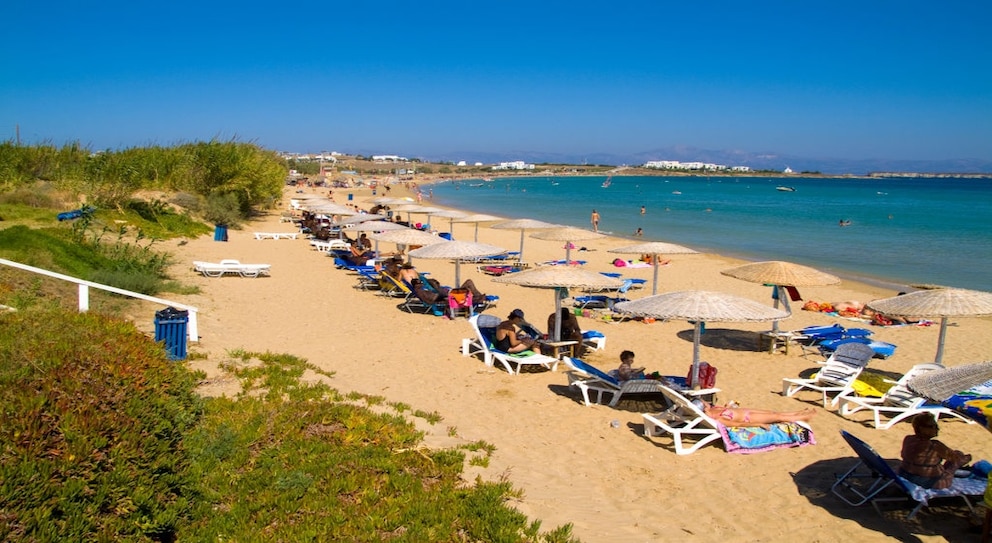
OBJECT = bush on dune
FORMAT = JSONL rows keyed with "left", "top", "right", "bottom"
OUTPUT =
{"left": 0, "top": 309, "right": 204, "bottom": 541}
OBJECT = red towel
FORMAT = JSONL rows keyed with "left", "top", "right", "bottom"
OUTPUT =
{"left": 785, "top": 286, "right": 802, "bottom": 301}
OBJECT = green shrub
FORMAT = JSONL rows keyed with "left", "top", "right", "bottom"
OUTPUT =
{"left": 0, "top": 308, "right": 204, "bottom": 541}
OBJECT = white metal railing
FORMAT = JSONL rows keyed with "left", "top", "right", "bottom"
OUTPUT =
{"left": 0, "top": 258, "right": 199, "bottom": 342}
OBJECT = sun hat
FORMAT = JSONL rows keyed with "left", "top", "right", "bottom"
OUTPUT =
{"left": 509, "top": 309, "right": 525, "bottom": 319}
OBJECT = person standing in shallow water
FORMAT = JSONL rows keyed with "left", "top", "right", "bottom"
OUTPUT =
{"left": 640, "top": 205, "right": 646, "bottom": 215}
{"left": 591, "top": 209, "right": 600, "bottom": 232}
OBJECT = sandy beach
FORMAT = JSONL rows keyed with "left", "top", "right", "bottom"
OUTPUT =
{"left": 154, "top": 182, "right": 992, "bottom": 542}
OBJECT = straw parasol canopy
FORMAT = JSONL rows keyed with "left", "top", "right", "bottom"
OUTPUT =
{"left": 428, "top": 209, "right": 470, "bottom": 236}
{"left": 494, "top": 266, "right": 623, "bottom": 342}
{"left": 308, "top": 203, "right": 357, "bottom": 216}
{"left": 908, "top": 361, "right": 992, "bottom": 432}
{"left": 721, "top": 260, "right": 840, "bottom": 332}
{"left": 452, "top": 214, "right": 505, "bottom": 242}
{"left": 530, "top": 227, "right": 606, "bottom": 261}
{"left": 615, "top": 291, "right": 789, "bottom": 387}
{"left": 348, "top": 221, "right": 409, "bottom": 255}
{"left": 866, "top": 288, "right": 992, "bottom": 364}
{"left": 337, "top": 213, "right": 387, "bottom": 225}
{"left": 371, "top": 229, "right": 447, "bottom": 255}
{"left": 491, "top": 218, "right": 559, "bottom": 262}
{"left": 721, "top": 260, "right": 841, "bottom": 287}
{"left": 347, "top": 221, "right": 407, "bottom": 232}
{"left": 908, "top": 361, "right": 992, "bottom": 402}
{"left": 409, "top": 240, "right": 506, "bottom": 285}
{"left": 609, "top": 241, "right": 700, "bottom": 295}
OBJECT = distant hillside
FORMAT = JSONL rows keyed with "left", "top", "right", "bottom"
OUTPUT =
{"left": 416, "top": 146, "right": 992, "bottom": 176}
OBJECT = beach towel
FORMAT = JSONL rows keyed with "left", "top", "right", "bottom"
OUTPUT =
{"left": 718, "top": 422, "right": 815, "bottom": 454}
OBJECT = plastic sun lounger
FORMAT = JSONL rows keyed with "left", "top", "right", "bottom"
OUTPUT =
{"left": 461, "top": 314, "right": 559, "bottom": 375}
{"left": 831, "top": 430, "right": 987, "bottom": 519}
{"left": 254, "top": 232, "right": 299, "bottom": 240}
{"left": 192, "top": 259, "right": 271, "bottom": 278}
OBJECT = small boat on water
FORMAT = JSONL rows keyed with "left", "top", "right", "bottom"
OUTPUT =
{"left": 601, "top": 176, "right": 612, "bottom": 188}
{"left": 468, "top": 183, "right": 484, "bottom": 187}
{"left": 776, "top": 186, "right": 796, "bottom": 192}
{"left": 671, "top": 191, "right": 682, "bottom": 195}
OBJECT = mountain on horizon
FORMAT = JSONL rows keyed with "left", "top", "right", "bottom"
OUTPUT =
{"left": 419, "top": 146, "right": 992, "bottom": 175}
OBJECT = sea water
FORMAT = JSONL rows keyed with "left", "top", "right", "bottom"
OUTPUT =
{"left": 426, "top": 175, "right": 992, "bottom": 292}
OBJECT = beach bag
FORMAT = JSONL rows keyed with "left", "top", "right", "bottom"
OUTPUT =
{"left": 687, "top": 362, "right": 717, "bottom": 389}
{"left": 612, "top": 258, "right": 627, "bottom": 267}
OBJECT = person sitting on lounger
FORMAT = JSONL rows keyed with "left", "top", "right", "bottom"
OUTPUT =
{"left": 690, "top": 399, "right": 816, "bottom": 428}
{"left": 496, "top": 309, "right": 540, "bottom": 353}
{"left": 899, "top": 413, "right": 972, "bottom": 489}
{"left": 612, "top": 350, "right": 664, "bottom": 382}
{"left": 547, "top": 308, "right": 586, "bottom": 358}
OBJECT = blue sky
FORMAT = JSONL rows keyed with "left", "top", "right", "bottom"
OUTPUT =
{"left": 2, "top": 1, "right": 990, "bottom": 164}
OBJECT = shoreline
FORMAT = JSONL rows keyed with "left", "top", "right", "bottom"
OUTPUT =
{"left": 167, "top": 183, "right": 992, "bottom": 542}
{"left": 405, "top": 176, "right": 947, "bottom": 295}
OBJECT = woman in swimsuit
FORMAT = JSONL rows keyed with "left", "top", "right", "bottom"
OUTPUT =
{"left": 692, "top": 399, "right": 816, "bottom": 428}
{"left": 899, "top": 413, "right": 971, "bottom": 489}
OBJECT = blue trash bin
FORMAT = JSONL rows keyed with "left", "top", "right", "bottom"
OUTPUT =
{"left": 154, "top": 307, "right": 189, "bottom": 360}
{"left": 347, "top": 193, "right": 353, "bottom": 201}
{"left": 214, "top": 224, "right": 228, "bottom": 242}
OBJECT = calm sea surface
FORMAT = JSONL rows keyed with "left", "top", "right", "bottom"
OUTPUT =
{"left": 426, "top": 175, "right": 992, "bottom": 292}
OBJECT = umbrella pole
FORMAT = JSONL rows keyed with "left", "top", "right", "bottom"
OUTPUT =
{"left": 651, "top": 254, "right": 660, "bottom": 295}
{"left": 449, "top": 218, "right": 455, "bottom": 236}
{"left": 554, "top": 291, "right": 562, "bottom": 342}
{"left": 454, "top": 261, "right": 461, "bottom": 287}
{"left": 474, "top": 223, "right": 479, "bottom": 242}
{"left": 691, "top": 321, "right": 702, "bottom": 388}
{"left": 771, "top": 286, "right": 782, "bottom": 333}
{"left": 565, "top": 245, "right": 572, "bottom": 262}
{"left": 935, "top": 317, "right": 948, "bottom": 364}
{"left": 518, "top": 229, "right": 525, "bottom": 262}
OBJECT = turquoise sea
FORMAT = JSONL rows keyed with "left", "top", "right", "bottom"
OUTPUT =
{"left": 426, "top": 175, "right": 992, "bottom": 292}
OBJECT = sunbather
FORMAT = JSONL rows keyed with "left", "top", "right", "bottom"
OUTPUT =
{"left": 690, "top": 399, "right": 816, "bottom": 428}
{"left": 409, "top": 275, "right": 486, "bottom": 306}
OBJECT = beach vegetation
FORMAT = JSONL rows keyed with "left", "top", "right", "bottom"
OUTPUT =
{"left": 0, "top": 140, "right": 287, "bottom": 222}
{"left": 0, "top": 302, "right": 579, "bottom": 542}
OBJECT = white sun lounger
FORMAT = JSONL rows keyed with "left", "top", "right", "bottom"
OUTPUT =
{"left": 310, "top": 239, "right": 351, "bottom": 252}
{"left": 192, "top": 259, "right": 271, "bottom": 278}
{"left": 254, "top": 232, "right": 299, "bottom": 240}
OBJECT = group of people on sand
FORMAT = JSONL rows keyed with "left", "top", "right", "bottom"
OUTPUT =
{"left": 802, "top": 296, "right": 925, "bottom": 326}
{"left": 376, "top": 255, "right": 489, "bottom": 308}
{"left": 496, "top": 308, "right": 588, "bottom": 359}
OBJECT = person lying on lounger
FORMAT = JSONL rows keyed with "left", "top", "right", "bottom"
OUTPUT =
{"left": 690, "top": 399, "right": 816, "bottom": 428}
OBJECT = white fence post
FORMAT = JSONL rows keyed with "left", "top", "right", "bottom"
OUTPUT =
{"left": 78, "top": 284, "right": 90, "bottom": 312}
{"left": 1, "top": 258, "right": 199, "bottom": 343}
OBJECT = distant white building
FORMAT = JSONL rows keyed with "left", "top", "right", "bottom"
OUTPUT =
{"left": 783, "top": 166, "right": 794, "bottom": 174}
{"left": 457, "top": 160, "right": 467, "bottom": 167}
{"left": 644, "top": 160, "right": 727, "bottom": 171}
{"left": 372, "top": 155, "right": 408, "bottom": 162}
{"left": 730, "top": 166, "right": 751, "bottom": 172}
{"left": 492, "top": 161, "right": 535, "bottom": 171}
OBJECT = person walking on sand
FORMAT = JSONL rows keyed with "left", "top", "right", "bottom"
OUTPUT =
{"left": 591, "top": 209, "right": 600, "bottom": 232}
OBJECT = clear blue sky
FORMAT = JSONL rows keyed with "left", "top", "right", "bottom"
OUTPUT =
{"left": 2, "top": 1, "right": 990, "bottom": 163}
